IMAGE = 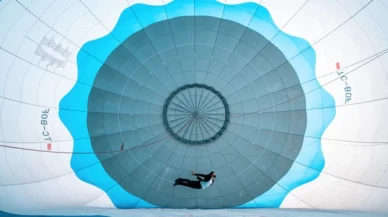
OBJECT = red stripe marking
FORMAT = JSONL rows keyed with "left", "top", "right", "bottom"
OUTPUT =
{"left": 47, "top": 143, "right": 51, "bottom": 150}
{"left": 336, "top": 62, "right": 340, "bottom": 69}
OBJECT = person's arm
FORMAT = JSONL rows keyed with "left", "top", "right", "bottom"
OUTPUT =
{"left": 196, "top": 176, "right": 204, "bottom": 181}
{"left": 191, "top": 171, "right": 206, "bottom": 178}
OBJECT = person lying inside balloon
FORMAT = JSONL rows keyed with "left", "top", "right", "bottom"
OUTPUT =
{"left": 173, "top": 171, "right": 216, "bottom": 189}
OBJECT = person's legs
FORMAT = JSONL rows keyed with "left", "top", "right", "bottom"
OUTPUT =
{"left": 174, "top": 179, "right": 201, "bottom": 189}
{"left": 175, "top": 178, "right": 189, "bottom": 184}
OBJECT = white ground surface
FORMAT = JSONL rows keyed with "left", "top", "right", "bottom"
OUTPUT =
{"left": 22, "top": 208, "right": 388, "bottom": 217}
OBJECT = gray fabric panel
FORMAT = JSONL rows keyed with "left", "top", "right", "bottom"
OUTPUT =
{"left": 87, "top": 16, "right": 307, "bottom": 208}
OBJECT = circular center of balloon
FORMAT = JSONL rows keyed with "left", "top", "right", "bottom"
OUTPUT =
{"left": 162, "top": 84, "right": 230, "bottom": 145}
